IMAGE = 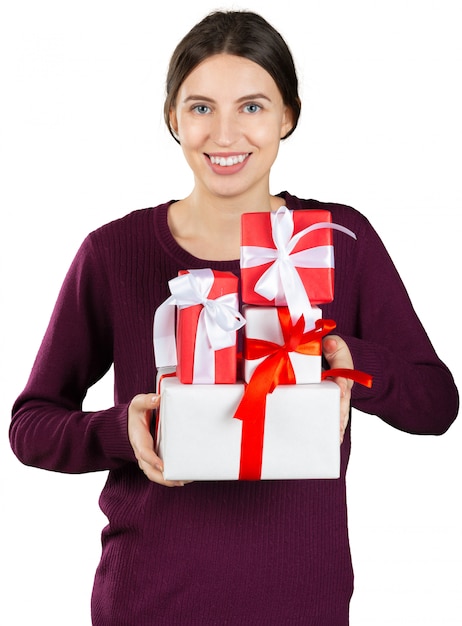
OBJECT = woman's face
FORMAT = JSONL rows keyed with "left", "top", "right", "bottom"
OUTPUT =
{"left": 170, "top": 54, "right": 293, "bottom": 202}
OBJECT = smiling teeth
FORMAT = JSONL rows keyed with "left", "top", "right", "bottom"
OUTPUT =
{"left": 210, "top": 154, "right": 248, "bottom": 166}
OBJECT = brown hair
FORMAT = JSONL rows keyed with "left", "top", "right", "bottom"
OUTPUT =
{"left": 164, "top": 10, "right": 301, "bottom": 143}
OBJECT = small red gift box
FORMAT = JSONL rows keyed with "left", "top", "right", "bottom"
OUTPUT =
{"left": 240, "top": 208, "right": 339, "bottom": 329}
{"left": 175, "top": 269, "right": 243, "bottom": 384}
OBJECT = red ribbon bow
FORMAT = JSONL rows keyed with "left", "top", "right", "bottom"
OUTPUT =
{"left": 234, "top": 309, "right": 373, "bottom": 480}
{"left": 235, "top": 308, "right": 336, "bottom": 422}
{"left": 234, "top": 308, "right": 337, "bottom": 480}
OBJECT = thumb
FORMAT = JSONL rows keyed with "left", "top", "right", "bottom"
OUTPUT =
{"left": 322, "top": 336, "right": 339, "bottom": 364}
{"left": 322, "top": 335, "right": 354, "bottom": 372}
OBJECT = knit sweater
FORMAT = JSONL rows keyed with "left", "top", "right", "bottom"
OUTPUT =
{"left": 10, "top": 192, "right": 459, "bottom": 625}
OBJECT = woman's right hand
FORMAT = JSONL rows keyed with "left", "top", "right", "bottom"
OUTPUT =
{"left": 128, "top": 393, "right": 188, "bottom": 487}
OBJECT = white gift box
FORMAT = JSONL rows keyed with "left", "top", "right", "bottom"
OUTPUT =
{"left": 156, "top": 376, "right": 340, "bottom": 481}
{"left": 243, "top": 305, "right": 323, "bottom": 384}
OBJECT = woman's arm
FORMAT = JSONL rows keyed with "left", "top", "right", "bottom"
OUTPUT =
{"left": 9, "top": 235, "right": 136, "bottom": 473}
{"left": 329, "top": 208, "right": 459, "bottom": 435}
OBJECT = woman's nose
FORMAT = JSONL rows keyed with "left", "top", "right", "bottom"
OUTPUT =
{"left": 210, "top": 112, "right": 240, "bottom": 146}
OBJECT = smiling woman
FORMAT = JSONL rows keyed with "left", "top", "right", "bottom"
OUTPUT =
{"left": 8, "top": 8, "right": 459, "bottom": 626}
{"left": 168, "top": 54, "right": 294, "bottom": 233}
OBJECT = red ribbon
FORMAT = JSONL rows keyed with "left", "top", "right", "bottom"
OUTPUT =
{"left": 155, "top": 371, "right": 177, "bottom": 445}
{"left": 234, "top": 308, "right": 336, "bottom": 480}
{"left": 234, "top": 311, "right": 373, "bottom": 480}
{"left": 321, "top": 368, "right": 373, "bottom": 388}
{"left": 156, "top": 340, "right": 373, "bottom": 481}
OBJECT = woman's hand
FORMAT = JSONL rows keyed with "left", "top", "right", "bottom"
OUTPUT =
{"left": 128, "top": 393, "right": 189, "bottom": 487}
{"left": 322, "top": 335, "right": 354, "bottom": 444}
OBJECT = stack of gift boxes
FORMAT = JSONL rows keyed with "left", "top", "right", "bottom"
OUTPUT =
{"left": 154, "top": 206, "right": 369, "bottom": 481}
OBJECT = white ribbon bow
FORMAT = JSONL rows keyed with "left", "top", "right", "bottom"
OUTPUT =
{"left": 240, "top": 206, "right": 356, "bottom": 330}
{"left": 153, "top": 268, "right": 245, "bottom": 382}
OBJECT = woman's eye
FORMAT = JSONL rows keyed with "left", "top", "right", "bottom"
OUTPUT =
{"left": 243, "top": 103, "right": 261, "bottom": 113}
{"left": 193, "top": 105, "right": 211, "bottom": 115}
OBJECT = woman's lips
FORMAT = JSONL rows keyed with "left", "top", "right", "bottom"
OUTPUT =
{"left": 206, "top": 152, "right": 251, "bottom": 175}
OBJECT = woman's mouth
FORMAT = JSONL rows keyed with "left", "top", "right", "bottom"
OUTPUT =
{"left": 209, "top": 153, "right": 250, "bottom": 167}
{"left": 206, "top": 153, "right": 251, "bottom": 175}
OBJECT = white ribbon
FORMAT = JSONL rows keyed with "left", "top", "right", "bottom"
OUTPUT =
{"left": 153, "top": 268, "right": 245, "bottom": 382}
{"left": 240, "top": 206, "right": 356, "bottom": 330}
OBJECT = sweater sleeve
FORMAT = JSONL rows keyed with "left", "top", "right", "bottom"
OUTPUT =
{"left": 9, "top": 234, "right": 137, "bottom": 473}
{"left": 333, "top": 211, "right": 459, "bottom": 435}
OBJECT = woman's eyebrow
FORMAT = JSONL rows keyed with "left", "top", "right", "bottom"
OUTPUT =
{"left": 236, "top": 93, "right": 272, "bottom": 103}
{"left": 182, "top": 93, "right": 272, "bottom": 104}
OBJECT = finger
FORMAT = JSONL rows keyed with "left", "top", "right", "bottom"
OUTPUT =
{"left": 322, "top": 335, "right": 354, "bottom": 371}
{"left": 134, "top": 393, "right": 160, "bottom": 418}
{"left": 322, "top": 336, "right": 339, "bottom": 356}
{"left": 130, "top": 397, "right": 190, "bottom": 487}
{"left": 137, "top": 446, "right": 189, "bottom": 487}
{"left": 138, "top": 445, "right": 163, "bottom": 472}
{"left": 324, "top": 374, "right": 351, "bottom": 396}
{"left": 322, "top": 338, "right": 340, "bottom": 368}
{"left": 339, "top": 396, "right": 351, "bottom": 443}
{"left": 326, "top": 377, "right": 351, "bottom": 444}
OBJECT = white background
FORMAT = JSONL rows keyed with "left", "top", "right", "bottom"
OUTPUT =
{"left": 1, "top": 1, "right": 461, "bottom": 624}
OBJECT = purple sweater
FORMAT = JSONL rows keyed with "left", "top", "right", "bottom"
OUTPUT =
{"left": 10, "top": 192, "right": 458, "bottom": 625}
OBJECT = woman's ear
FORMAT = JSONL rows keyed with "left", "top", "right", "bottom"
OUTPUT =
{"left": 280, "top": 105, "right": 295, "bottom": 139}
{"left": 169, "top": 108, "right": 179, "bottom": 137}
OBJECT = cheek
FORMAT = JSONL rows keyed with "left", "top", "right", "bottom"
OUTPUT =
{"left": 247, "top": 117, "right": 286, "bottom": 146}
{"left": 177, "top": 123, "right": 207, "bottom": 149}
{"left": 255, "top": 123, "right": 284, "bottom": 167}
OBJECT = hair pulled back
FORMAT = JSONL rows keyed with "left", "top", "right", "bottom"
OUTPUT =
{"left": 164, "top": 11, "right": 301, "bottom": 142}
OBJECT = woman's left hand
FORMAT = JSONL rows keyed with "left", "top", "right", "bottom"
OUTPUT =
{"left": 322, "top": 335, "right": 354, "bottom": 444}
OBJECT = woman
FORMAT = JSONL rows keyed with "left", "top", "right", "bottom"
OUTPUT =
{"left": 10, "top": 10, "right": 459, "bottom": 625}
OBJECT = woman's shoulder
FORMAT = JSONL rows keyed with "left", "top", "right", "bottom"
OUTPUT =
{"left": 69, "top": 201, "right": 174, "bottom": 269}
{"left": 88, "top": 201, "right": 171, "bottom": 241}
{"left": 283, "top": 191, "right": 368, "bottom": 221}
{"left": 282, "top": 191, "right": 374, "bottom": 239}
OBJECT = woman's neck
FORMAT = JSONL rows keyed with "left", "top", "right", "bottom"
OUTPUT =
{"left": 168, "top": 191, "right": 284, "bottom": 261}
